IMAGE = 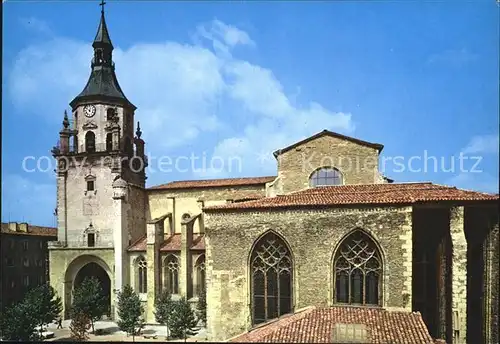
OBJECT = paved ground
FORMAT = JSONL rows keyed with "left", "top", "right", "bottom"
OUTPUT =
{"left": 45, "top": 320, "right": 208, "bottom": 342}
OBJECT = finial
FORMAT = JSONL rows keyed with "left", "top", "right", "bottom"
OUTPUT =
{"left": 63, "top": 110, "right": 70, "bottom": 129}
{"left": 136, "top": 121, "right": 142, "bottom": 138}
{"left": 99, "top": 0, "right": 106, "bottom": 14}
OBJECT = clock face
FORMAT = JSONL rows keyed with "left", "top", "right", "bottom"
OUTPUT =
{"left": 83, "top": 105, "right": 96, "bottom": 118}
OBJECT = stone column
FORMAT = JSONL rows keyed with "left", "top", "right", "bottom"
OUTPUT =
{"left": 146, "top": 217, "right": 166, "bottom": 323}
{"left": 450, "top": 206, "right": 467, "bottom": 344}
{"left": 180, "top": 218, "right": 193, "bottom": 298}
{"left": 112, "top": 178, "right": 128, "bottom": 321}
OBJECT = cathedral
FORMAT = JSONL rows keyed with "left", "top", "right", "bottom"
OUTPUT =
{"left": 48, "top": 6, "right": 499, "bottom": 344}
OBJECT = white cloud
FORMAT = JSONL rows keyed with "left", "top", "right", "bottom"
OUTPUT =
{"left": 427, "top": 48, "right": 478, "bottom": 66}
{"left": 7, "top": 18, "right": 355, "bottom": 180}
{"left": 446, "top": 172, "right": 499, "bottom": 194}
{"left": 1, "top": 174, "right": 56, "bottom": 226}
{"left": 462, "top": 134, "right": 499, "bottom": 155}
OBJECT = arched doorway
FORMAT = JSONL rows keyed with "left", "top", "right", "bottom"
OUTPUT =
{"left": 64, "top": 255, "right": 112, "bottom": 319}
{"left": 74, "top": 262, "right": 111, "bottom": 318}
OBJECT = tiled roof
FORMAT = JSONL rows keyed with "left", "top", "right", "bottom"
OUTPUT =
{"left": 127, "top": 233, "right": 205, "bottom": 251}
{"left": 273, "top": 129, "right": 384, "bottom": 157}
{"left": 148, "top": 176, "right": 276, "bottom": 190}
{"left": 230, "top": 306, "right": 436, "bottom": 344}
{"left": 1, "top": 222, "right": 57, "bottom": 238}
{"left": 205, "top": 182, "right": 499, "bottom": 211}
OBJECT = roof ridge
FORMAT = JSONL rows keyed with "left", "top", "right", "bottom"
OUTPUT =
{"left": 149, "top": 176, "right": 276, "bottom": 189}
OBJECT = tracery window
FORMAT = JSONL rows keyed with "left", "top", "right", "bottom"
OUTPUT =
{"left": 164, "top": 255, "right": 179, "bottom": 294}
{"left": 333, "top": 230, "right": 382, "bottom": 305}
{"left": 137, "top": 256, "right": 147, "bottom": 293}
{"left": 195, "top": 255, "right": 206, "bottom": 296}
{"left": 309, "top": 167, "right": 343, "bottom": 187}
{"left": 251, "top": 232, "right": 292, "bottom": 325}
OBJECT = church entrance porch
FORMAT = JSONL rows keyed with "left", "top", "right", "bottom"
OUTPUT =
{"left": 73, "top": 262, "right": 112, "bottom": 319}
{"left": 49, "top": 251, "right": 115, "bottom": 320}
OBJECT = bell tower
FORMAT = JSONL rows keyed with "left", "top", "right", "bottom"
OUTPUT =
{"left": 50, "top": 1, "right": 147, "bottom": 320}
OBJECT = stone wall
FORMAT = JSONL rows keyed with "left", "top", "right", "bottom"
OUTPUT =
{"left": 274, "top": 134, "right": 380, "bottom": 194}
{"left": 128, "top": 185, "right": 147, "bottom": 244}
{"left": 204, "top": 206, "right": 413, "bottom": 341}
{"left": 147, "top": 185, "right": 266, "bottom": 233}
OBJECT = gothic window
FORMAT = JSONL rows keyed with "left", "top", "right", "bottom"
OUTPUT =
{"left": 333, "top": 230, "right": 382, "bottom": 305}
{"left": 195, "top": 254, "right": 206, "bottom": 296}
{"left": 85, "top": 131, "right": 96, "bottom": 153}
{"left": 106, "top": 133, "right": 113, "bottom": 151}
{"left": 22, "top": 241, "right": 28, "bottom": 251}
{"left": 137, "top": 256, "right": 147, "bottom": 293}
{"left": 250, "top": 232, "right": 293, "bottom": 325}
{"left": 164, "top": 255, "right": 179, "bottom": 294}
{"left": 309, "top": 167, "right": 343, "bottom": 187}
{"left": 23, "top": 275, "right": 30, "bottom": 287}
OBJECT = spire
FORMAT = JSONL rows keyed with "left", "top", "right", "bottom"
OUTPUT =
{"left": 62, "top": 110, "right": 70, "bottom": 129}
{"left": 69, "top": 1, "right": 135, "bottom": 110}
{"left": 93, "top": 0, "right": 113, "bottom": 50}
{"left": 136, "top": 121, "right": 142, "bottom": 138}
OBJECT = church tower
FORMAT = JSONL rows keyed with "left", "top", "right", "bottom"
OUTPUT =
{"left": 49, "top": 2, "right": 147, "bottom": 319}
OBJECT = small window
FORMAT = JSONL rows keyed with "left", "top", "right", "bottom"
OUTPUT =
{"left": 181, "top": 213, "right": 191, "bottom": 221}
{"left": 9, "top": 240, "right": 15, "bottom": 249}
{"left": 88, "top": 233, "right": 95, "bottom": 247}
{"left": 39, "top": 241, "right": 43, "bottom": 249}
{"left": 11, "top": 280, "right": 15, "bottom": 288}
{"left": 22, "top": 241, "right": 28, "bottom": 251}
{"left": 23, "top": 257, "right": 29, "bottom": 267}
{"left": 23, "top": 275, "right": 30, "bottom": 287}
{"left": 85, "top": 131, "right": 96, "bottom": 153}
{"left": 37, "top": 259, "right": 44, "bottom": 267}
{"left": 106, "top": 108, "right": 115, "bottom": 121}
{"left": 6, "top": 258, "right": 14, "bottom": 267}
{"left": 87, "top": 180, "right": 95, "bottom": 191}
{"left": 39, "top": 275, "right": 44, "bottom": 285}
{"left": 106, "top": 133, "right": 113, "bottom": 151}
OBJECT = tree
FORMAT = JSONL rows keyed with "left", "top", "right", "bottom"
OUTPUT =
{"left": 24, "top": 283, "right": 63, "bottom": 337}
{"left": 117, "top": 285, "right": 145, "bottom": 342}
{"left": 154, "top": 290, "right": 176, "bottom": 338}
{"left": 72, "top": 276, "right": 108, "bottom": 333}
{"left": 169, "top": 297, "right": 199, "bottom": 342}
{"left": 196, "top": 288, "right": 207, "bottom": 327}
{"left": 0, "top": 301, "right": 39, "bottom": 341}
{"left": 69, "top": 312, "right": 91, "bottom": 341}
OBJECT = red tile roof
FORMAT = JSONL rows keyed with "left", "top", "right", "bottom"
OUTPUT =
{"left": 1, "top": 222, "right": 57, "bottom": 238}
{"left": 230, "top": 306, "right": 435, "bottom": 344}
{"left": 127, "top": 233, "right": 205, "bottom": 251}
{"left": 204, "top": 182, "right": 499, "bottom": 211}
{"left": 148, "top": 176, "right": 276, "bottom": 190}
{"left": 273, "top": 129, "right": 384, "bottom": 157}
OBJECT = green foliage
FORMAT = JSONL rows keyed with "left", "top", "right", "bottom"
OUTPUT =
{"left": 0, "top": 301, "right": 39, "bottom": 341}
{"left": 0, "top": 284, "right": 62, "bottom": 341}
{"left": 196, "top": 288, "right": 207, "bottom": 326}
{"left": 117, "top": 285, "right": 145, "bottom": 341}
{"left": 169, "top": 297, "right": 199, "bottom": 341}
{"left": 72, "top": 276, "right": 108, "bottom": 333}
{"left": 154, "top": 290, "right": 176, "bottom": 338}
{"left": 25, "top": 283, "right": 63, "bottom": 335}
{"left": 69, "top": 312, "right": 91, "bottom": 341}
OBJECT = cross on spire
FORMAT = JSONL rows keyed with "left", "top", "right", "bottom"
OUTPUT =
{"left": 99, "top": 0, "right": 106, "bottom": 14}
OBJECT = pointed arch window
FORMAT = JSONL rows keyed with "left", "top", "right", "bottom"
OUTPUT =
{"left": 251, "top": 232, "right": 293, "bottom": 325}
{"left": 333, "top": 230, "right": 382, "bottom": 305}
{"left": 195, "top": 254, "right": 206, "bottom": 296}
{"left": 136, "top": 256, "right": 147, "bottom": 294}
{"left": 85, "top": 131, "right": 96, "bottom": 153}
{"left": 309, "top": 167, "right": 343, "bottom": 187}
{"left": 164, "top": 254, "right": 179, "bottom": 294}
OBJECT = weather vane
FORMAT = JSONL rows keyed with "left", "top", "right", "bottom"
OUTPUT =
{"left": 99, "top": 0, "right": 106, "bottom": 13}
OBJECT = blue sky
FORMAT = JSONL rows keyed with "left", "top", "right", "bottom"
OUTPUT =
{"left": 2, "top": 0, "right": 499, "bottom": 226}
